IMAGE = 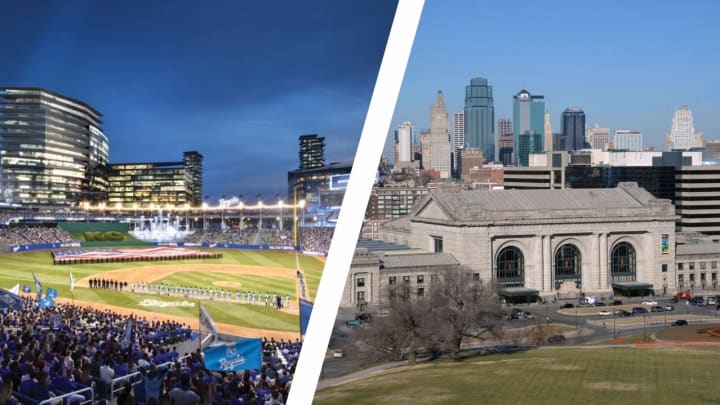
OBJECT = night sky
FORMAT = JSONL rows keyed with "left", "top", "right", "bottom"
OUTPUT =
{"left": 0, "top": 0, "right": 397, "bottom": 202}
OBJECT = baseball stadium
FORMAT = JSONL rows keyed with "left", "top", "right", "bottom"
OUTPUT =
{"left": 0, "top": 205, "right": 332, "bottom": 404}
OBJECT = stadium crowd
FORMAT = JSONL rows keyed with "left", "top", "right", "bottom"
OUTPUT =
{"left": 0, "top": 299, "right": 301, "bottom": 404}
{"left": 0, "top": 226, "right": 77, "bottom": 247}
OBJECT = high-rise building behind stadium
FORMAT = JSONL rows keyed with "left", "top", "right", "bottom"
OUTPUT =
{"left": 298, "top": 134, "right": 325, "bottom": 170}
{"left": 0, "top": 87, "right": 109, "bottom": 206}
{"left": 107, "top": 151, "right": 203, "bottom": 208}
{"left": 183, "top": 151, "right": 203, "bottom": 206}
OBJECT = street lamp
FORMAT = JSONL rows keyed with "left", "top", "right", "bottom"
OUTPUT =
{"left": 612, "top": 304, "right": 617, "bottom": 339}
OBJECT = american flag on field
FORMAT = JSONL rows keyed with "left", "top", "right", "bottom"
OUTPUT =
{"left": 53, "top": 247, "right": 214, "bottom": 261}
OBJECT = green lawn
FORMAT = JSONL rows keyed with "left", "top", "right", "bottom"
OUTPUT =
{"left": 0, "top": 249, "right": 323, "bottom": 332}
{"left": 314, "top": 346, "right": 720, "bottom": 405}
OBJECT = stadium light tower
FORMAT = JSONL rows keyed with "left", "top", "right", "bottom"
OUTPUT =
{"left": 202, "top": 202, "right": 208, "bottom": 231}
{"left": 238, "top": 200, "right": 244, "bottom": 233}
{"left": 278, "top": 199, "right": 284, "bottom": 231}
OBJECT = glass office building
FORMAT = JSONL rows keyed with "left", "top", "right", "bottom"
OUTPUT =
{"left": 464, "top": 78, "right": 495, "bottom": 161}
{"left": 0, "top": 87, "right": 109, "bottom": 207}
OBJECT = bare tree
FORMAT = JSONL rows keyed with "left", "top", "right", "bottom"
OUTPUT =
{"left": 429, "top": 267, "right": 505, "bottom": 360}
{"left": 355, "top": 282, "right": 432, "bottom": 365}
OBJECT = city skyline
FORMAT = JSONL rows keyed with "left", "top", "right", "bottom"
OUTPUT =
{"left": 0, "top": 1, "right": 397, "bottom": 201}
{"left": 386, "top": 0, "right": 720, "bottom": 159}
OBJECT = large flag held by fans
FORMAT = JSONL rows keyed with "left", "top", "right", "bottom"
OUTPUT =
{"left": 0, "top": 288, "right": 24, "bottom": 310}
{"left": 70, "top": 272, "right": 75, "bottom": 292}
{"left": 204, "top": 339, "right": 262, "bottom": 372}
{"left": 299, "top": 298, "right": 313, "bottom": 336}
{"left": 9, "top": 284, "right": 19, "bottom": 295}
{"left": 32, "top": 273, "right": 42, "bottom": 300}
{"left": 120, "top": 317, "right": 133, "bottom": 350}
{"left": 199, "top": 303, "right": 218, "bottom": 337}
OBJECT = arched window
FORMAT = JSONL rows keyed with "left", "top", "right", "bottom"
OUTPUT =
{"left": 611, "top": 242, "right": 636, "bottom": 282}
{"left": 554, "top": 244, "right": 581, "bottom": 289}
{"left": 496, "top": 246, "right": 524, "bottom": 288}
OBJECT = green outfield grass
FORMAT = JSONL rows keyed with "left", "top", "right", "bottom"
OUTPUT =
{"left": 0, "top": 249, "right": 323, "bottom": 333}
{"left": 314, "top": 346, "right": 720, "bottom": 405}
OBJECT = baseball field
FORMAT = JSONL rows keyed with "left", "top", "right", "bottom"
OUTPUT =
{"left": 0, "top": 248, "right": 324, "bottom": 339}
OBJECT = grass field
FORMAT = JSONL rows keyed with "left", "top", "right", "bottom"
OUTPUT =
{"left": 314, "top": 346, "right": 720, "bottom": 405}
{"left": 0, "top": 249, "right": 323, "bottom": 333}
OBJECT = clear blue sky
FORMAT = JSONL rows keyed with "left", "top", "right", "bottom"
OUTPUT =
{"left": 0, "top": 0, "right": 396, "bottom": 201}
{"left": 387, "top": 0, "right": 720, "bottom": 158}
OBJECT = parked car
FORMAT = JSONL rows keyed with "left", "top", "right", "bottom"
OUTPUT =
{"left": 689, "top": 297, "right": 706, "bottom": 306}
{"left": 523, "top": 312, "right": 535, "bottom": 319}
{"left": 631, "top": 307, "right": 648, "bottom": 315}
{"left": 333, "top": 349, "right": 344, "bottom": 358}
{"left": 548, "top": 334, "right": 566, "bottom": 344}
{"left": 611, "top": 299, "right": 623, "bottom": 306}
{"left": 616, "top": 310, "right": 632, "bottom": 317}
{"left": 594, "top": 302, "right": 607, "bottom": 307}
{"left": 562, "top": 303, "right": 575, "bottom": 309}
{"left": 355, "top": 312, "right": 373, "bottom": 323}
{"left": 674, "top": 291, "right": 691, "bottom": 300}
{"left": 510, "top": 308, "right": 524, "bottom": 320}
{"left": 598, "top": 310, "right": 612, "bottom": 316}
{"left": 642, "top": 300, "right": 658, "bottom": 306}
{"left": 650, "top": 306, "right": 665, "bottom": 312}
{"left": 663, "top": 304, "right": 674, "bottom": 311}
{"left": 672, "top": 319, "right": 689, "bottom": 326}
{"left": 345, "top": 319, "right": 361, "bottom": 328}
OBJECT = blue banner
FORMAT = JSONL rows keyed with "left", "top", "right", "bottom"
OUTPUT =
{"left": 299, "top": 298, "right": 313, "bottom": 336}
{"left": 0, "top": 288, "right": 24, "bottom": 310}
{"left": 46, "top": 288, "right": 58, "bottom": 299}
{"left": 203, "top": 339, "right": 262, "bottom": 372}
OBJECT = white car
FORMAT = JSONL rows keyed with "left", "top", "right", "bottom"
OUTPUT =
{"left": 598, "top": 310, "right": 612, "bottom": 316}
{"left": 642, "top": 300, "right": 657, "bottom": 306}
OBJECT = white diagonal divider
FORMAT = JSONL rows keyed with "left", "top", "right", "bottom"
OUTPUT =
{"left": 287, "top": 1, "right": 425, "bottom": 404}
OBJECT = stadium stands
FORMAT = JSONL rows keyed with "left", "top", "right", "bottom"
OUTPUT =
{"left": 0, "top": 300, "right": 300, "bottom": 404}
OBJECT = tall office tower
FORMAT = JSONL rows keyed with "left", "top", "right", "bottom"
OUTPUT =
{"left": 544, "top": 112, "right": 553, "bottom": 152}
{"left": 183, "top": 151, "right": 203, "bottom": 207}
{"left": 497, "top": 117, "right": 512, "bottom": 136}
{"left": 513, "top": 89, "right": 545, "bottom": 166}
{"left": 666, "top": 105, "right": 702, "bottom": 150}
{"left": 396, "top": 121, "right": 413, "bottom": 163}
{"left": 420, "top": 130, "right": 432, "bottom": 170}
{"left": 614, "top": 130, "right": 643, "bottom": 151}
{"left": 453, "top": 112, "right": 464, "bottom": 174}
{"left": 561, "top": 107, "right": 586, "bottom": 151}
{"left": 429, "top": 91, "right": 452, "bottom": 178}
{"left": 464, "top": 78, "right": 495, "bottom": 161}
{"left": 298, "top": 134, "right": 325, "bottom": 169}
{"left": 0, "top": 87, "right": 109, "bottom": 206}
{"left": 586, "top": 124, "right": 610, "bottom": 150}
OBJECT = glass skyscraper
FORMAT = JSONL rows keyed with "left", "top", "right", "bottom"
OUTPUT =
{"left": 561, "top": 107, "right": 586, "bottom": 151}
{"left": 0, "top": 87, "right": 109, "bottom": 206}
{"left": 512, "top": 89, "right": 545, "bottom": 166}
{"left": 464, "top": 78, "right": 495, "bottom": 162}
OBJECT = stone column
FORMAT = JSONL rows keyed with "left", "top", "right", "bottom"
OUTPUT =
{"left": 543, "top": 235, "right": 552, "bottom": 294}
{"left": 592, "top": 233, "right": 600, "bottom": 291}
{"left": 600, "top": 233, "right": 609, "bottom": 290}
{"left": 533, "top": 236, "right": 543, "bottom": 290}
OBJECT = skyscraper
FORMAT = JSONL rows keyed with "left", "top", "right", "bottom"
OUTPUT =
{"left": 561, "top": 107, "right": 586, "bottom": 151}
{"left": 544, "top": 112, "right": 553, "bottom": 153}
{"left": 513, "top": 89, "right": 545, "bottom": 166}
{"left": 666, "top": 105, "right": 702, "bottom": 150}
{"left": 586, "top": 125, "right": 610, "bottom": 150}
{"left": 453, "top": 111, "right": 464, "bottom": 175}
{"left": 464, "top": 78, "right": 495, "bottom": 161}
{"left": 614, "top": 130, "right": 643, "bottom": 151}
{"left": 429, "top": 91, "right": 452, "bottom": 178}
{"left": 497, "top": 117, "right": 513, "bottom": 165}
{"left": 0, "top": 87, "right": 109, "bottom": 206}
{"left": 396, "top": 122, "right": 413, "bottom": 163}
{"left": 183, "top": 151, "right": 204, "bottom": 206}
{"left": 298, "top": 134, "right": 325, "bottom": 169}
